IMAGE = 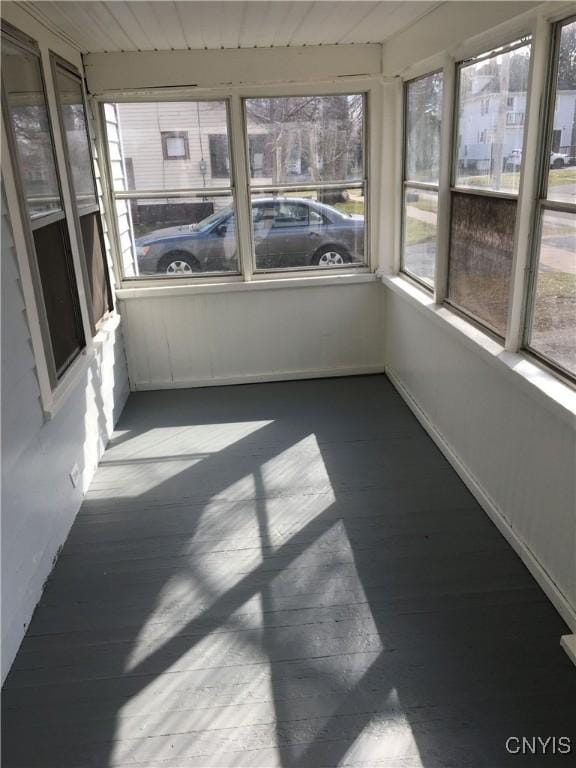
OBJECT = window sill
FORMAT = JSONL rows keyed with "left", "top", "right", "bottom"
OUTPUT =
{"left": 116, "top": 271, "right": 378, "bottom": 299}
{"left": 381, "top": 274, "right": 576, "bottom": 426}
{"left": 43, "top": 312, "right": 122, "bottom": 420}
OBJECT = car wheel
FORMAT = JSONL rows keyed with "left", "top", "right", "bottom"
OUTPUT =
{"left": 313, "top": 246, "right": 350, "bottom": 267}
{"left": 552, "top": 158, "right": 564, "bottom": 169}
{"left": 158, "top": 252, "right": 200, "bottom": 275}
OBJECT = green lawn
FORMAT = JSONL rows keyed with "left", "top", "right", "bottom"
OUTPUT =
{"left": 405, "top": 218, "right": 435, "bottom": 246}
{"left": 335, "top": 200, "right": 364, "bottom": 215}
{"left": 458, "top": 167, "right": 576, "bottom": 190}
{"left": 530, "top": 270, "right": 576, "bottom": 375}
{"left": 409, "top": 196, "right": 437, "bottom": 214}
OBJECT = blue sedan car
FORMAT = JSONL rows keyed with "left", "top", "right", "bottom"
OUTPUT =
{"left": 135, "top": 197, "right": 364, "bottom": 274}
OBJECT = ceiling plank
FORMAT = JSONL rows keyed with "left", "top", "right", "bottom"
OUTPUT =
{"left": 22, "top": 1, "right": 442, "bottom": 53}
{"left": 104, "top": 2, "right": 157, "bottom": 51}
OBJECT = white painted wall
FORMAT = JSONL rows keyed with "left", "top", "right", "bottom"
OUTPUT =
{"left": 382, "top": 279, "right": 576, "bottom": 632}
{"left": 1, "top": 186, "right": 130, "bottom": 682}
{"left": 0, "top": 4, "right": 131, "bottom": 682}
{"left": 118, "top": 277, "right": 385, "bottom": 390}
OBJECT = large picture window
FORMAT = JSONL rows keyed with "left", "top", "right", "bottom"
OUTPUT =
{"left": 525, "top": 17, "right": 576, "bottom": 378}
{"left": 2, "top": 26, "right": 85, "bottom": 381}
{"left": 447, "top": 39, "right": 532, "bottom": 336}
{"left": 103, "top": 100, "right": 238, "bottom": 278}
{"left": 401, "top": 72, "right": 443, "bottom": 287}
{"left": 243, "top": 94, "right": 366, "bottom": 271}
{"left": 52, "top": 57, "right": 113, "bottom": 326}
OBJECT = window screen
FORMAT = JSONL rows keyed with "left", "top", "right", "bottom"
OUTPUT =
{"left": 448, "top": 192, "right": 516, "bottom": 335}
{"left": 33, "top": 220, "right": 85, "bottom": 375}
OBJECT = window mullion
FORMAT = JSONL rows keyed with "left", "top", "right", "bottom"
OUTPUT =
{"left": 230, "top": 93, "right": 253, "bottom": 281}
{"left": 506, "top": 15, "right": 552, "bottom": 352}
{"left": 435, "top": 55, "right": 456, "bottom": 305}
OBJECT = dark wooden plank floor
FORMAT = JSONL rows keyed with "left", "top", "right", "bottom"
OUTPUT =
{"left": 3, "top": 375, "right": 576, "bottom": 767}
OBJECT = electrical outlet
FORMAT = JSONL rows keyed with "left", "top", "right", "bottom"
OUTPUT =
{"left": 69, "top": 463, "right": 81, "bottom": 489}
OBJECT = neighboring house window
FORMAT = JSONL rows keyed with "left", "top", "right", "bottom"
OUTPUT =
{"left": 449, "top": 38, "right": 532, "bottom": 337}
{"left": 2, "top": 25, "right": 85, "bottom": 383}
{"left": 507, "top": 96, "right": 515, "bottom": 108}
{"left": 524, "top": 17, "right": 576, "bottom": 378}
{"left": 480, "top": 97, "right": 490, "bottom": 115}
{"left": 161, "top": 131, "right": 189, "bottom": 160}
{"left": 506, "top": 112, "right": 525, "bottom": 126}
{"left": 209, "top": 134, "right": 229, "bottom": 178}
{"left": 401, "top": 71, "right": 443, "bottom": 288}
{"left": 52, "top": 55, "right": 113, "bottom": 328}
{"left": 243, "top": 94, "right": 367, "bottom": 271}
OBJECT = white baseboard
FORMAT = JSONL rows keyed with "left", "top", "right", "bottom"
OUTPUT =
{"left": 131, "top": 364, "right": 386, "bottom": 391}
{"left": 386, "top": 368, "right": 576, "bottom": 640}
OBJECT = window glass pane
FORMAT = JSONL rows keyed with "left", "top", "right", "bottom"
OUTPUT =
{"left": 244, "top": 95, "right": 364, "bottom": 186}
{"left": 54, "top": 65, "right": 98, "bottom": 210}
{"left": 208, "top": 135, "right": 229, "bottom": 178}
{"left": 2, "top": 37, "right": 61, "bottom": 217}
{"left": 125, "top": 195, "right": 238, "bottom": 277}
{"left": 448, "top": 192, "right": 516, "bottom": 335}
{"left": 402, "top": 188, "right": 437, "bottom": 285}
{"left": 529, "top": 210, "right": 576, "bottom": 374}
{"left": 547, "top": 20, "right": 576, "bottom": 204}
{"left": 455, "top": 42, "right": 531, "bottom": 193}
{"left": 250, "top": 188, "right": 365, "bottom": 270}
{"left": 405, "top": 73, "right": 443, "bottom": 183}
{"left": 109, "top": 101, "right": 231, "bottom": 190}
{"left": 33, "top": 219, "right": 85, "bottom": 376}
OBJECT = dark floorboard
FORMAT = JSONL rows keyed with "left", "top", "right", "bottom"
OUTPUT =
{"left": 3, "top": 375, "right": 576, "bottom": 767}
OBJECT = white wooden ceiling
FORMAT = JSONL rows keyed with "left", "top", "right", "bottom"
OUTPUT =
{"left": 18, "top": 1, "right": 441, "bottom": 52}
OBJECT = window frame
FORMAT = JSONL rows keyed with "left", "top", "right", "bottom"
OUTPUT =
{"left": 241, "top": 90, "right": 370, "bottom": 276}
{"left": 161, "top": 130, "right": 189, "bottom": 160}
{"left": 50, "top": 51, "right": 114, "bottom": 330}
{"left": 1, "top": 21, "right": 90, "bottom": 397}
{"left": 395, "top": 10, "right": 575, "bottom": 390}
{"left": 100, "top": 95, "right": 242, "bottom": 283}
{"left": 98, "top": 81, "right": 377, "bottom": 288}
{"left": 445, "top": 35, "right": 533, "bottom": 339}
{"left": 522, "top": 14, "right": 576, "bottom": 383}
{"left": 400, "top": 69, "right": 443, "bottom": 291}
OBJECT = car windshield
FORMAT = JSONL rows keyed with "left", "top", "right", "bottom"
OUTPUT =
{"left": 192, "top": 207, "right": 232, "bottom": 232}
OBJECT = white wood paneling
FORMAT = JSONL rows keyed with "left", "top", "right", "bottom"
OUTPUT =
{"left": 381, "top": 1, "right": 550, "bottom": 76}
{"left": 382, "top": 279, "right": 576, "bottom": 633}
{"left": 20, "top": 1, "right": 439, "bottom": 52}
{"left": 119, "top": 280, "right": 385, "bottom": 389}
{"left": 84, "top": 44, "right": 382, "bottom": 94}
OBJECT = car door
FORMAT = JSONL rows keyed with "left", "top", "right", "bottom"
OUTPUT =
{"left": 252, "top": 202, "right": 274, "bottom": 267}
{"left": 264, "top": 201, "right": 320, "bottom": 269}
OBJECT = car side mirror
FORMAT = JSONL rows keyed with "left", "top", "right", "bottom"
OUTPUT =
{"left": 216, "top": 223, "right": 228, "bottom": 237}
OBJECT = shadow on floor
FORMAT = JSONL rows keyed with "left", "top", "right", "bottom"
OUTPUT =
{"left": 3, "top": 375, "right": 576, "bottom": 767}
